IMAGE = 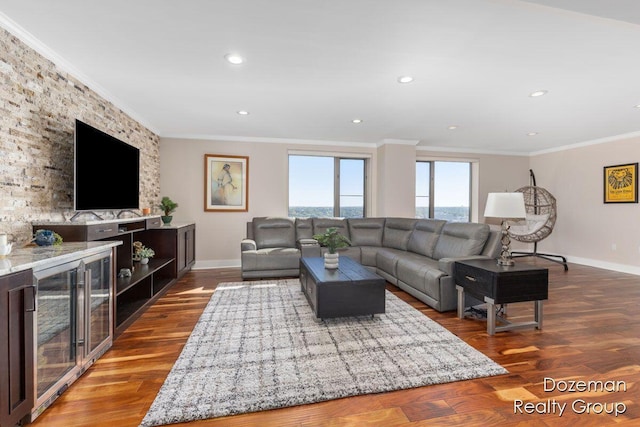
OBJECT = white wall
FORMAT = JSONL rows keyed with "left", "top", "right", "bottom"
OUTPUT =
{"left": 160, "top": 137, "right": 530, "bottom": 268}
{"left": 530, "top": 136, "right": 640, "bottom": 274}
{"left": 376, "top": 143, "right": 417, "bottom": 217}
{"left": 161, "top": 134, "right": 640, "bottom": 274}
{"left": 160, "top": 138, "right": 376, "bottom": 268}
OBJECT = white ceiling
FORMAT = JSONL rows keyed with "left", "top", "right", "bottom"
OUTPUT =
{"left": 1, "top": 0, "right": 640, "bottom": 154}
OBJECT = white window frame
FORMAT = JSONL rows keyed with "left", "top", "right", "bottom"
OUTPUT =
{"left": 415, "top": 157, "right": 479, "bottom": 222}
{"left": 288, "top": 151, "right": 371, "bottom": 218}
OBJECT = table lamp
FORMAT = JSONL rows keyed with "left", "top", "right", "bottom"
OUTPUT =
{"left": 484, "top": 192, "right": 526, "bottom": 266}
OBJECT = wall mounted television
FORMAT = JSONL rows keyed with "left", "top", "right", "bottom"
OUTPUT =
{"left": 74, "top": 119, "right": 140, "bottom": 214}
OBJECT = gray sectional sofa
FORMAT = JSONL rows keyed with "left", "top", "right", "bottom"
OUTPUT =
{"left": 241, "top": 217, "right": 501, "bottom": 312}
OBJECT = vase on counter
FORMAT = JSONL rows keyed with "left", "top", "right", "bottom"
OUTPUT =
{"left": 34, "top": 230, "right": 55, "bottom": 246}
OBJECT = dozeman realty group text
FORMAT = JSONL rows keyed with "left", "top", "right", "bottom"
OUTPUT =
{"left": 514, "top": 377, "right": 627, "bottom": 417}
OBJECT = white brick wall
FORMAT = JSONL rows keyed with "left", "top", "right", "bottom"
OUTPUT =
{"left": 0, "top": 28, "right": 160, "bottom": 244}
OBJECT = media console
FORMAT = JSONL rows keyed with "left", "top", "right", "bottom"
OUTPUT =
{"left": 33, "top": 216, "right": 195, "bottom": 335}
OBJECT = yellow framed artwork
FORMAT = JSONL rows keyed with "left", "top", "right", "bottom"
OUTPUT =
{"left": 603, "top": 163, "right": 638, "bottom": 203}
{"left": 204, "top": 154, "right": 249, "bottom": 212}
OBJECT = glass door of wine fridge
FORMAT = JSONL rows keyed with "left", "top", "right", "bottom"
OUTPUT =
{"left": 84, "top": 255, "right": 112, "bottom": 357}
{"left": 31, "top": 249, "right": 113, "bottom": 419}
{"left": 33, "top": 261, "right": 78, "bottom": 400}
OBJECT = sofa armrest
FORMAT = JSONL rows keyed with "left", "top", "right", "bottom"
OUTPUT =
{"left": 241, "top": 238, "right": 257, "bottom": 252}
{"left": 297, "top": 238, "right": 319, "bottom": 247}
{"left": 298, "top": 238, "right": 321, "bottom": 258}
{"left": 438, "top": 255, "right": 493, "bottom": 275}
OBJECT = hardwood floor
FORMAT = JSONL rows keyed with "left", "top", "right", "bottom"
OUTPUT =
{"left": 31, "top": 260, "right": 640, "bottom": 427}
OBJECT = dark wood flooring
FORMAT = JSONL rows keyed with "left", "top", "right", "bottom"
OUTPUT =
{"left": 31, "top": 260, "right": 640, "bottom": 426}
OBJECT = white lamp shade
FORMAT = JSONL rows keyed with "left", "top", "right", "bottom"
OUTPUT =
{"left": 484, "top": 192, "right": 526, "bottom": 219}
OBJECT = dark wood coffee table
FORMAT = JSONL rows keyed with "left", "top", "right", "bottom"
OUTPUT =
{"left": 299, "top": 256, "right": 385, "bottom": 320}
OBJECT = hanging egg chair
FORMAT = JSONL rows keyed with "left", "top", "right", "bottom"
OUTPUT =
{"left": 509, "top": 170, "right": 568, "bottom": 270}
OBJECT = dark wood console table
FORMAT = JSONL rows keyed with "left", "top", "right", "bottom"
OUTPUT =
{"left": 454, "top": 259, "right": 548, "bottom": 335}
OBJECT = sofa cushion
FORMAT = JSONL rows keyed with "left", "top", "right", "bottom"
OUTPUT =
{"left": 347, "top": 218, "right": 385, "bottom": 246}
{"left": 252, "top": 217, "right": 296, "bottom": 249}
{"left": 407, "top": 219, "right": 446, "bottom": 258}
{"left": 241, "top": 247, "right": 301, "bottom": 271}
{"left": 375, "top": 247, "right": 407, "bottom": 277}
{"left": 312, "top": 218, "right": 349, "bottom": 238}
{"left": 359, "top": 246, "right": 380, "bottom": 267}
{"left": 382, "top": 218, "right": 417, "bottom": 250}
{"left": 396, "top": 253, "right": 445, "bottom": 298}
{"left": 295, "top": 218, "right": 314, "bottom": 240}
{"left": 433, "top": 222, "right": 490, "bottom": 259}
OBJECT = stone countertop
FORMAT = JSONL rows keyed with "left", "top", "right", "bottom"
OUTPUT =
{"left": 156, "top": 222, "right": 195, "bottom": 229}
{"left": 33, "top": 215, "right": 162, "bottom": 226}
{"left": 32, "top": 217, "right": 195, "bottom": 229}
{"left": 0, "top": 241, "right": 122, "bottom": 276}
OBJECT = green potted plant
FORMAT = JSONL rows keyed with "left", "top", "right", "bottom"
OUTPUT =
{"left": 313, "top": 227, "right": 351, "bottom": 269}
{"left": 133, "top": 241, "right": 155, "bottom": 264}
{"left": 158, "top": 196, "right": 178, "bottom": 225}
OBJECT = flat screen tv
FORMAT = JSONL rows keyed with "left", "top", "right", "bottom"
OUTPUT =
{"left": 74, "top": 119, "right": 140, "bottom": 212}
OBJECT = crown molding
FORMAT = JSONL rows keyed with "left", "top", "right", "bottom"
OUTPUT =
{"left": 530, "top": 130, "right": 640, "bottom": 156}
{"left": 416, "top": 144, "right": 530, "bottom": 157}
{"left": 376, "top": 139, "right": 420, "bottom": 147}
{"left": 161, "top": 133, "right": 378, "bottom": 148}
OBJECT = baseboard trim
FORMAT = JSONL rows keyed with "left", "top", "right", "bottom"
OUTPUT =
{"left": 566, "top": 256, "right": 640, "bottom": 276}
{"left": 193, "top": 259, "right": 241, "bottom": 270}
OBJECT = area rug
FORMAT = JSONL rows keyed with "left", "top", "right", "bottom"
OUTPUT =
{"left": 140, "top": 279, "right": 507, "bottom": 426}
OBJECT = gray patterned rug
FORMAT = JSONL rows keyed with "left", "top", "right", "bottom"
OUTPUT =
{"left": 140, "top": 279, "right": 506, "bottom": 426}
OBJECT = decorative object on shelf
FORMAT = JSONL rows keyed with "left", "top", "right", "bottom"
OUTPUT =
{"left": 33, "top": 229, "right": 63, "bottom": 246}
{"left": 204, "top": 154, "right": 249, "bottom": 212}
{"left": 118, "top": 268, "right": 132, "bottom": 278}
{"left": 603, "top": 162, "right": 638, "bottom": 203}
{"left": 142, "top": 207, "right": 151, "bottom": 215}
{"left": 133, "top": 241, "right": 155, "bottom": 264}
{"left": 0, "top": 234, "right": 12, "bottom": 258}
{"left": 484, "top": 192, "right": 527, "bottom": 266}
{"left": 158, "top": 196, "right": 179, "bottom": 225}
{"left": 313, "top": 227, "right": 350, "bottom": 269}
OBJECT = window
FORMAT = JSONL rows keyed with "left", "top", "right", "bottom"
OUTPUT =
{"left": 416, "top": 161, "right": 471, "bottom": 222}
{"left": 289, "top": 155, "right": 367, "bottom": 218}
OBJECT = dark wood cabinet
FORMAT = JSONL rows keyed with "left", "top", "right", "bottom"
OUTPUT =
{"left": 0, "top": 269, "right": 35, "bottom": 427}
{"left": 177, "top": 224, "right": 196, "bottom": 278}
{"left": 33, "top": 218, "right": 196, "bottom": 336}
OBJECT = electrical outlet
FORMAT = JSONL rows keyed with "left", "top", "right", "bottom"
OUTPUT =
{"left": 611, "top": 243, "right": 617, "bottom": 251}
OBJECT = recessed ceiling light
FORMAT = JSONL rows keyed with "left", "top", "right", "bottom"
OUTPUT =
{"left": 225, "top": 54, "right": 244, "bottom": 65}
{"left": 448, "top": 125, "right": 458, "bottom": 130}
{"left": 397, "top": 76, "right": 414, "bottom": 84}
{"left": 237, "top": 110, "right": 249, "bottom": 115}
{"left": 527, "top": 132, "right": 538, "bottom": 136}
{"left": 352, "top": 119, "right": 363, "bottom": 124}
{"left": 635, "top": 104, "right": 640, "bottom": 109}
{"left": 529, "top": 90, "right": 548, "bottom": 97}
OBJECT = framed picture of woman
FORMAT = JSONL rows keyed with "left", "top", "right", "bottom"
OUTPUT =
{"left": 204, "top": 154, "right": 249, "bottom": 211}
